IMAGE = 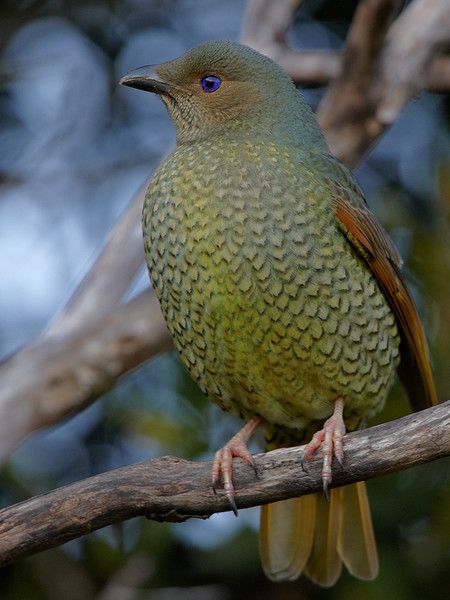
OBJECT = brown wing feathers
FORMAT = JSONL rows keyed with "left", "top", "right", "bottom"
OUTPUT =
{"left": 335, "top": 195, "right": 437, "bottom": 410}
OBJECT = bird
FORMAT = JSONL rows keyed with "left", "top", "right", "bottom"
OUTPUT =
{"left": 120, "top": 40, "right": 437, "bottom": 587}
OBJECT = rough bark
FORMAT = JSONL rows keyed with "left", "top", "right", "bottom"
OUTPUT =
{"left": 0, "top": 290, "right": 171, "bottom": 462}
{"left": 0, "top": 401, "right": 448, "bottom": 567}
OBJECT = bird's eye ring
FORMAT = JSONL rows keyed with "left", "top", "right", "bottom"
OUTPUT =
{"left": 201, "top": 75, "right": 221, "bottom": 93}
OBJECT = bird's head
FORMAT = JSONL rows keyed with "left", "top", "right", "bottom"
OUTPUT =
{"left": 120, "top": 40, "right": 326, "bottom": 148}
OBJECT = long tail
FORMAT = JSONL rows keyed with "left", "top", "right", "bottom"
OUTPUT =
{"left": 259, "top": 482, "right": 378, "bottom": 587}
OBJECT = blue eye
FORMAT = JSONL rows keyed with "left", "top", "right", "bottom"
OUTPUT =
{"left": 201, "top": 75, "right": 221, "bottom": 93}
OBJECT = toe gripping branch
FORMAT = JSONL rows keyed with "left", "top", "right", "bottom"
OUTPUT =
{"left": 212, "top": 398, "right": 345, "bottom": 514}
{"left": 212, "top": 416, "right": 262, "bottom": 515}
{"left": 304, "top": 397, "right": 346, "bottom": 500}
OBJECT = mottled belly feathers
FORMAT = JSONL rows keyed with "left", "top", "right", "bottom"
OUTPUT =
{"left": 143, "top": 139, "right": 400, "bottom": 436}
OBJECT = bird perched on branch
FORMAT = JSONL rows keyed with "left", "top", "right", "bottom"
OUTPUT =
{"left": 120, "top": 40, "right": 437, "bottom": 587}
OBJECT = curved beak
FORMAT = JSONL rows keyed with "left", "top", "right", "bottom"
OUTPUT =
{"left": 119, "top": 65, "right": 171, "bottom": 95}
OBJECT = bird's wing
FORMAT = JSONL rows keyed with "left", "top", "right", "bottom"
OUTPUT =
{"left": 329, "top": 173, "right": 437, "bottom": 410}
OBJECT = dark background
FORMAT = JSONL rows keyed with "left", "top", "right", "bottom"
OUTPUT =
{"left": 0, "top": 1, "right": 449, "bottom": 599}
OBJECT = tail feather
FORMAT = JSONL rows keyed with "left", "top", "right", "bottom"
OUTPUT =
{"left": 304, "top": 490, "right": 342, "bottom": 587}
{"left": 338, "top": 481, "right": 378, "bottom": 580}
{"left": 259, "top": 482, "right": 378, "bottom": 587}
{"left": 260, "top": 495, "right": 316, "bottom": 581}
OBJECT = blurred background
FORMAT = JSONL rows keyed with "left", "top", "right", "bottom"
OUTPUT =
{"left": 0, "top": 1, "right": 449, "bottom": 599}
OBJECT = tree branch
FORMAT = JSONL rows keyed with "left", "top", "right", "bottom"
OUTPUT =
{"left": 45, "top": 183, "right": 148, "bottom": 338}
{"left": 0, "top": 290, "right": 171, "bottom": 463}
{"left": 317, "top": 0, "right": 402, "bottom": 166}
{"left": 0, "top": 401, "right": 448, "bottom": 567}
{"left": 376, "top": 0, "right": 450, "bottom": 123}
{"left": 242, "top": 0, "right": 450, "bottom": 91}
{"left": 0, "top": 168, "right": 171, "bottom": 460}
{"left": 317, "top": 0, "right": 450, "bottom": 167}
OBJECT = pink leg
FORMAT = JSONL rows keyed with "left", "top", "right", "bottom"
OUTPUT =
{"left": 212, "top": 416, "right": 262, "bottom": 515}
{"left": 304, "top": 397, "right": 345, "bottom": 498}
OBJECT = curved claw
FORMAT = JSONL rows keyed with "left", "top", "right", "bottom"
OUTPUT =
{"left": 211, "top": 416, "right": 262, "bottom": 515}
{"left": 300, "top": 447, "right": 310, "bottom": 474}
{"left": 304, "top": 398, "right": 346, "bottom": 499}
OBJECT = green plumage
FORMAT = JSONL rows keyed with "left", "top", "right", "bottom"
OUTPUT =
{"left": 143, "top": 135, "right": 399, "bottom": 439}
{"left": 120, "top": 40, "right": 425, "bottom": 585}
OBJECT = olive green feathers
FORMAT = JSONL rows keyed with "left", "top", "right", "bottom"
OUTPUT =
{"left": 121, "top": 40, "right": 436, "bottom": 586}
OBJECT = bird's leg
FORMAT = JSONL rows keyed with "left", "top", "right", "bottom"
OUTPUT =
{"left": 304, "top": 397, "right": 345, "bottom": 499}
{"left": 212, "top": 415, "right": 262, "bottom": 516}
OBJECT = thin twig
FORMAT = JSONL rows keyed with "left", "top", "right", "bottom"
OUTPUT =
{"left": 0, "top": 401, "right": 448, "bottom": 566}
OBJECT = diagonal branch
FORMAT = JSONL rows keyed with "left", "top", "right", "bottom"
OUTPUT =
{"left": 0, "top": 290, "right": 171, "bottom": 463}
{"left": 0, "top": 401, "right": 448, "bottom": 567}
{"left": 45, "top": 183, "right": 148, "bottom": 338}
{"left": 0, "top": 166, "right": 171, "bottom": 460}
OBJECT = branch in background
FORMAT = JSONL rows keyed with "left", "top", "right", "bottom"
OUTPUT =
{"left": 0, "top": 290, "right": 171, "bottom": 463}
{"left": 0, "top": 401, "right": 448, "bottom": 567}
{"left": 276, "top": 50, "right": 342, "bottom": 86}
{"left": 46, "top": 183, "right": 148, "bottom": 338}
{"left": 317, "top": 0, "right": 450, "bottom": 167}
{"left": 316, "top": 0, "right": 401, "bottom": 166}
{"left": 426, "top": 55, "right": 450, "bottom": 93}
{"left": 0, "top": 179, "right": 173, "bottom": 460}
{"left": 243, "top": 0, "right": 450, "bottom": 92}
{"left": 242, "top": 0, "right": 343, "bottom": 86}
{"left": 377, "top": 0, "right": 450, "bottom": 123}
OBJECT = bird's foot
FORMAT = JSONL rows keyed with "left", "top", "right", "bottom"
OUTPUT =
{"left": 304, "top": 397, "right": 345, "bottom": 500}
{"left": 212, "top": 416, "right": 262, "bottom": 516}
